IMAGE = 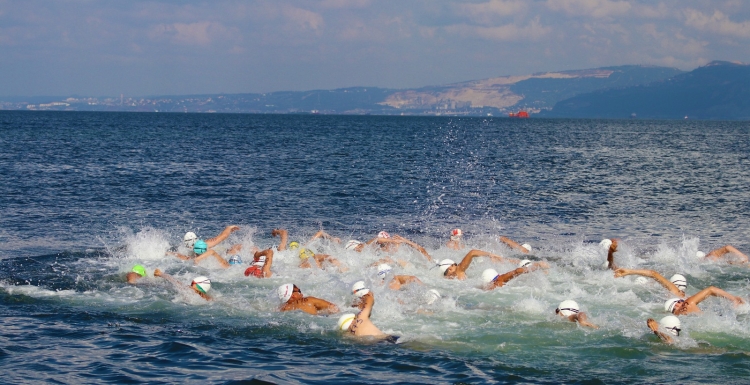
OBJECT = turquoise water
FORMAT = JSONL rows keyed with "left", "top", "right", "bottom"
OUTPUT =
{"left": 1, "top": 111, "right": 749, "bottom": 383}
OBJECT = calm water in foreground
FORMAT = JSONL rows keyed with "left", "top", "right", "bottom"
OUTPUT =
{"left": 1, "top": 111, "right": 749, "bottom": 384}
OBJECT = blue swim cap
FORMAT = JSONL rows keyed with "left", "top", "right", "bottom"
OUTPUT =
{"left": 193, "top": 240, "right": 208, "bottom": 255}
{"left": 228, "top": 255, "right": 243, "bottom": 265}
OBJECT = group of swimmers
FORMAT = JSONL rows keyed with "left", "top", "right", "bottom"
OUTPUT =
{"left": 125, "top": 225, "right": 750, "bottom": 344}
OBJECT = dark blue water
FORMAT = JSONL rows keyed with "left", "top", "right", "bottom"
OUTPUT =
{"left": 1, "top": 111, "right": 750, "bottom": 384}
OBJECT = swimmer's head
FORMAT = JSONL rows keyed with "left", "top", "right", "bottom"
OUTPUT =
{"left": 191, "top": 276, "right": 211, "bottom": 294}
{"left": 518, "top": 259, "right": 532, "bottom": 268}
{"left": 664, "top": 298, "right": 684, "bottom": 314}
{"left": 193, "top": 240, "right": 207, "bottom": 255}
{"left": 131, "top": 265, "right": 147, "bottom": 277}
{"left": 450, "top": 229, "right": 462, "bottom": 241}
{"left": 184, "top": 232, "right": 197, "bottom": 248}
{"left": 338, "top": 313, "right": 356, "bottom": 331}
{"left": 669, "top": 274, "right": 687, "bottom": 291}
{"left": 289, "top": 241, "right": 300, "bottom": 250}
{"left": 521, "top": 243, "right": 532, "bottom": 252}
{"left": 696, "top": 251, "right": 706, "bottom": 259}
{"left": 556, "top": 300, "right": 580, "bottom": 317}
{"left": 599, "top": 239, "right": 612, "bottom": 250}
{"left": 351, "top": 281, "right": 370, "bottom": 297}
{"left": 438, "top": 259, "right": 456, "bottom": 275}
{"left": 482, "top": 268, "right": 499, "bottom": 283}
{"left": 377, "top": 264, "right": 392, "bottom": 279}
{"left": 298, "top": 248, "right": 315, "bottom": 260}
{"left": 378, "top": 231, "right": 391, "bottom": 239}
{"left": 659, "top": 315, "right": 681, "bottom": 336}
{"left": 345, "top": 240, "right": 362, "bottom": 251}
{"left": 426, "top": 289, "right": 441, "bottom": 305}
{"left": 277, "top": 283, "right": 296, "bottom": 302}
{"left": 228, "top": 255, "right": 243, "bottom": 265}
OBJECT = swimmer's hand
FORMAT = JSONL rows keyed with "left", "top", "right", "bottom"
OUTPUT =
{"left": 154, "top": 268, "right": 163, "bottom": 277}
{"left": 228, "top": 225, "right": 240, "bottom": 233}
{"left": 614, "top": 268, "right": 628, "bottom": 278}
{"left": 646, "top": 318, "right": 659, "bottom": 332}
{"left": 271, "top": 229, "right": 287, "bottom": 237}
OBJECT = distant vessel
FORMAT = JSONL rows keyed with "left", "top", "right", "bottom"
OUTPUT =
{"left": 508, "top": 111, "right": 529, "bottom": 118}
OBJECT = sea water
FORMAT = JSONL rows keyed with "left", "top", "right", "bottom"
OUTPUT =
{"left": 1, "top": 111, "right": 749, "bottom": 383}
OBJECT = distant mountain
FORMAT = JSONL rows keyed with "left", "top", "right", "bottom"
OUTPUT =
{"left": 380, "top": 65, "right": 684, "bottom": 114}
{"left": 545, "top": 61, "right": 750, "bottom": 120}
{"left": 2, "top": 65, "right": 685, "bottom": 116}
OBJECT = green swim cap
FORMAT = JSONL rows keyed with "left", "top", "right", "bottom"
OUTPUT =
{"left": 132, "top": 265, "right": 147, "bottom": 277}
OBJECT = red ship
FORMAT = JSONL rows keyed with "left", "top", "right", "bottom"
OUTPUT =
{"left": 508, "top": 111, "right": 529, "bottom": 118}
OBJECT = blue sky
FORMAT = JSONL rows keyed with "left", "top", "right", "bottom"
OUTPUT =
{"left": 1, "top": 0, "right": 749, "bottom": 97}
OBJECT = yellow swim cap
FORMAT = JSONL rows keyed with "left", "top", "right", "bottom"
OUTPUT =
{"left": 299, "top": 248, "right": 314, "bottom": 259}
{"left": 289, "top": 241, "right": 300, "bottom": 250}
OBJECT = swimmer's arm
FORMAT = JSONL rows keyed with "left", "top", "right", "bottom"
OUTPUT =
{"left": 359, "top": 292, "right": 375, "bottom": 319}
{"left": 389, "top": 275, "right": 423, "bottom": 290}
{"left": 308, "top": 230, "right": 341, "bottom": 244}
{"left": 271, "top": 229, "right": 288, "bottom": 251}
{"left": 614, "top": 268, "right": 683, "bottom": 296}
{"left": 491, "top": 267, "right": 528, "bottom": 288}
{"left": 705, "top": 245, "right": 749, "bottom": 264}
{"left": 647, "top": 318, "right": 673, "bottom": 344}
{"left": 194, "top": 249, "right": 229, "bottom": 268}
{"left": 154, "top": 269, "right": 183, "bottom": 289}
{"left": 607, "top": 239, "right": 619, "bottom": 270}
{"left": 205, "top": 225, "right": 240, "bottom": 248}
{"left": 457, "top": 249, "right": 491, "bottom": 272}
{"left": 573, "top": 312, "right": 598, "bottom": 329}
{"left": 689, "top": 286, "right": 745, "bottom": 306}
{"left": 256, "top": 249, "right": 274, "bottom": 278}
{"left": 167, "top": 251, "right": 191, "bottom": 261}
{"left": 365, "top": 237, "right": 379, "bottom": 245}
{"left": 394, "top": 236, "right": 433, "bottom": 262}
{"left": 499, "top": 236, "right": 529, "bottom": 254}
{"left": 310, "top": 297, "right": 340, "bottom": 314}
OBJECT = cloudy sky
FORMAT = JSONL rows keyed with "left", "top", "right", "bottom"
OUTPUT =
{"left": 1, "top": 0, "right": 749, "bottom": 97}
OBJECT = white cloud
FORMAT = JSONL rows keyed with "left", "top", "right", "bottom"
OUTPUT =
{"left": 281, "top": 5, "right": 325, "bottom": 33}
{"left": 545, "top": 0, "right": 632, "bottom": 18}
{"left": 149, "top": 21, "right": 234, "bottom": 46}
{"left": 445, "top": 17, "right": 550, "bottom": 41}
{"left": 684, "top": 9, "right": 750, "bottom": 39}
{"left": 454, "top": 0, "right": 528, "bottom": 25}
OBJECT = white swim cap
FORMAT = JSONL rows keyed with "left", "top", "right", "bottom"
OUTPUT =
{"left": 557, "top": 300, "right": 580, "bottom": 317}
{"left": 426, "top": 289, "right": 441, "bottom": 305}
{"left": 345, "top": 240, "right": 362, "bottom": 250}
{"left": 634, "top": 277, "right": 649, "bottom": 285}
{"left": 659, "top": 315, "right": 681, "bottom": 336}
{"left": 521, "top": 243, "right": 532, "bottom": 252}
{"left": 482, "top": 268, "right": 499, "bottom": 283}
{"left": 252, "top": 254, "right": 266, "bottom": 267}
{"left": 184, "top": 232, "right": 197, "bottom": 248}
{"left": 351, "top": 281, "right": 370, "bottom": 297}
{"left": 664, "top": 298, "right": 683, "bottom": 313}
{"left": 191, "top": 276, "right": 211, "bottom": 294}
{"left": 669, "top": 274, "right": 687, "bottom": 291}
{"left": 518, "top": 259, "right": 532, "bottom": 268}
{"left": 599, "top": 239, "right": 612, "bottom": 250}
{"left": 378, "top": 231, "right": 391, "bottom": 239}
{"left": 438, "top": 259, "right": 456, "bottom": 274}
{"left": 377, "top": 264, "right": 392, "bottom": 278}
{"left": 450, "top": 229, "right": 462, "bottom": 241}
{"left": 338, "top": 313, "right": 356, "bottom": 331}
{"left": 278, "top": 283, "right": 294, "bottom": 302}
{"left": 696, "top": 251, "right": 706, "bottom": 259}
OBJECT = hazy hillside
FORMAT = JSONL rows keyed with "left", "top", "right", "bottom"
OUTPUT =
{"left": 546, "top": 61, "right": 750, "bottom": 120}
{"left": 4, "top": 65, "right": 684, "bottom": 116}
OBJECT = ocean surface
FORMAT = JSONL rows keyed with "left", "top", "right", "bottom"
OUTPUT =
{"left": 1, "top": 111, "right": 749, "bottom": 384}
